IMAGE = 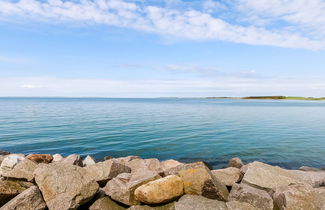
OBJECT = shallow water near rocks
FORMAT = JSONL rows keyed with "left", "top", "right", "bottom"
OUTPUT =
{"left": 0, "top": 97, "right": 324, "bottom": 169}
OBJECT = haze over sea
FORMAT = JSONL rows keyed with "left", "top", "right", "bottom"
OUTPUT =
{"left": 0, "top": 97, "right": 324, "bottom": 169}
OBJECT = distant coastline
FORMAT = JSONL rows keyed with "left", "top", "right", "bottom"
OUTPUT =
{"left": 206, "top": 96, "right": 325, "bottom": 101}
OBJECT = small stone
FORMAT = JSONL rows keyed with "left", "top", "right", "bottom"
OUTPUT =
{"left": 228, "top": 183, "right": 273, "bottom": 210}
{"left": 61, "top": 154, "right": 83, "bottom": 166}
{"left": 273, "top": 183, "right": 325, "bottom": 210}
{"left": 228, "top": 157, "right": 244, "bottom": 169}
{"left": 52, "top": 154, "right": 63, "bottom": 162}
{"left": 84, "top": 160, "right": 131, "bottom": 185}
{"left": 26, "top": 154, "right": 53, "bottom": 164}
{"left": 89, "top": 196, "right": 126, "bottom": 210}
{"left": 134, "top": 175, "right": 183, "bottom": 204}
{"left": 83, "top": 155, "right": 96, "bottom": 167}
{"left": 211, "top": 167, "right": 241, "bottom": 186}
{"left": 1, "top": 159, "right": 38, "bottom": 181}
{"left": 160, "top": 160, "right": 183, "bottom": 171}
{"left": 167, "top": 162, "right": 229, "bottom": 201}
{"left": 226, "top": 201, "right": 258, "bottom": 210}
{"left": 0, "top": 186, "right": 46, "bottom": 210}
{"left": 175, "top": 195, "right": 227, "bottom": 210}
{"left": 103, "top": 170, "right": 161, "bottom": 206}
{"left": 0, "top": 180, "right": 34, "bottom": 206}
{"left": 34, "top": 162, "right": 99, "bottom": 210}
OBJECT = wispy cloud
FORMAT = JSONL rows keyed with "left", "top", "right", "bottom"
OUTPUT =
{"left": 0, "top": 0, "right": 324, "bottom": 49}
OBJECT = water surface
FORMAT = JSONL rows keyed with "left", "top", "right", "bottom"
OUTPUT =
{"left": 0, "top": 97, "right": 324, "bottom": 169}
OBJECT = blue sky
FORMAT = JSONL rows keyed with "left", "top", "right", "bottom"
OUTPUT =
{"left": 0, "top": 0, "right": 325, "bottom": 97}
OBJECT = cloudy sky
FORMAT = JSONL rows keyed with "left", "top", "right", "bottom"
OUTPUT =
{"left": 0, "top": 0, "right": 325, "bottom": 97}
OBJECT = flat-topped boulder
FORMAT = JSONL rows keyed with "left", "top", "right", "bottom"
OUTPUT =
{"left": 1, "top": 159, "right": 38, "bottom": 181}
{"left": 160, "top": 160, "right": 183, "bottom": 172}
{"left": 26, "top": 154, "right": 53, "bottom": 164}
{"left": 229, "top": 183, "right": 273, "bottom": 210}
{"left": 273, "top": 183, "right": 325, "bottom": 210}
{"left": 166, "top": 162, "right": 229, "bottom": 201}
{"left": 103, "top": 170, "right": 161, "bottom": 206}
{"left": 242, "top": 161, "right": 305, "bottom": 191}
{"left": 0, "top": 186, "right": 46, "bottom": 210}
{"left": 134, "top": 175, "right": 183, "bottom": 204}
{"left": 211, "top": 167, "right": 241, "bottom": 186}
{"left": 126, "top": 158, "right": 162, "bottom": 173}
{"left": 175, "top": 195, "right": 227, "bottom": 210}
{"left": 34, "top": 162, "right": 99, "bottom": 210}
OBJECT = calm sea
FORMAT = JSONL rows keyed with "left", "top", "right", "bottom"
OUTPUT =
{"left": 0, "top": 97, "right": 324, "bottom": 169}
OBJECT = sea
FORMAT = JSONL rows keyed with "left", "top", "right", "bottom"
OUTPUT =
{"left": 0, "top": 97, "right": 324, "bottom": 169}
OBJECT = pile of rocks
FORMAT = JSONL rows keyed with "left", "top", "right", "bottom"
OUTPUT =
{"left": 1, "top": 150, "right": 325, "bottom": 210}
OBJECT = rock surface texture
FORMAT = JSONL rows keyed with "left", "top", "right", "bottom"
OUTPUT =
{"left": 211, "top": 167, "right": 241, "bottom": 186}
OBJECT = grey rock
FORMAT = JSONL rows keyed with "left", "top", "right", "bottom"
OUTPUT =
{"left": 61, "top": 154, "right": 82, "bottom": 166}
{"left": 89, "top": 196, "right": 126, "bottom": 210}
{"left": 83, "top": 155, "right": 96, "bottom": 167}
{"left": 103, "top": 170, "right": 161, "bottom": 206}
{"left": 0, "top": 186, "right": 46, "bottom": 210}
{"left": 34, "top": 162, "right": 99, "bottom": 210}
{"left": 229, "top": 183, "right": 273, "bottom": 210}
{"left": 228, "top": 158, "right": 244, "bottom": 169}
{"left": 0, "top": 180, "right": 34, "bottom": 206}
{"left": 211, "top": 167, "right": 241, "bottom": 186}
{"left": 1, "top": 159, "right": 38, "bottom": 181}
{"left": 175, "top": 195, "right": 227, "bottom": 210}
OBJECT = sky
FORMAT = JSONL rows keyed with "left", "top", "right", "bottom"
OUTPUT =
{"left": 0, "top": 0, "right": 325, "bottom": 97}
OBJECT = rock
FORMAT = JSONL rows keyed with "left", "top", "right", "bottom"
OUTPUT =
{"left": 0, "top": 151, "right": 10, "bottom": 156}
{"left": 160, "top": 160, "right": 183, "bottom": 172}
{"left": 226, "top": 201, "right": 258, "bottom": 210}
{"left": 0, "top": 180, "right": 33, "bottom": 206}
{"left": 290, "top": 170, "right": 325, "bottom": 187}
{"left": 34, "top": 162, "right": 99, "bottom": 210}
{"left": 228, "top": 183, "right": 273, "bottom": 210}
{"left": 0, "top": 154, "right": 25, "bottom": 173}
{"left": 126, "top": 158, "right": 162, "bottom": 173}
{"left": 26, "top": 154, "right": 53, "bottom": 164}
{"left": 112, "top": 156, "right": 140, "bottom": 165}
{"left": 134, "top": 175, "right": 183, "bottom": 204}
{"left": 84, "top": 160, "right": 131, "bottom": 185}
{"left": 273, "top": 183, "right": 325, "bottom": 210}
{"left": 166, "top": 162, "right": 229, "bottom": 201}
{"left": 1, "top": 159, "right": 38, "bottom": 181}
{"left": 299, "top": 166, "right": 322, "bottom": 172}
{"left": 52, "top": 154, "right": 63, "bottom": 162}
{"left": 89, "top": 196, "right": 126, "bottom": 210}
{"left": 61, "top": 154, "right": 83, "bottom": 166}
{"left": 228, "top": 158, "right": 244, "bottom": 169}
{"left": 104, "top": 156, "right": 113, "bottom": 161}
{"left": 211, "top": 167, "right": 241, "bottom": 186}
{"left": 127, "top": 202, "right": 175, "bottom": 210}
{"left": 103, "top": 170, "right": 161, "bottom": 206}
{"left": 175, "top": 195, "right": 227, "bottom": 210}
{"left": 0, "top": 186, "right": 46, "bottom": 210}
{"left": 83, "top": 155, "right": 96, "bottom": 167}
{"left": 242, "top": 161, "right": 305, "bottom": 191}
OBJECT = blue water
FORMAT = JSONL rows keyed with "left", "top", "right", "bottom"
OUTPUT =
{"left": 0, "top": 97, "right": 324, "bottom": 169}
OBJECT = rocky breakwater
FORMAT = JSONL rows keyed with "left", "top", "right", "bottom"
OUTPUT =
{"left": 1, "top": 150, "right": 325, "bottom": 210}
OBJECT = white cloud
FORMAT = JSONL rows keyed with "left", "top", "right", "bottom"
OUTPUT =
{"left": 1, "top": 76, "right": 324, "bottom": 97}
{"left": 0, "top": 0, "right": 324, "bottom": 49}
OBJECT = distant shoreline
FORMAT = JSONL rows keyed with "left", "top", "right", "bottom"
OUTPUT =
{"left": 206, "top": 96, "right": 325, "bottom": 101}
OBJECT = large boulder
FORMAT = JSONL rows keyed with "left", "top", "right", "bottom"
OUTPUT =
{"left": 228, "top": 183, "right": 273, "bottom": 210}
{"left": 0, "top": 154, "right": 25, "bottom": 174}
{"left": 175, "top": 195, "right": 227, "bottom": 210}
{"left": 134, "top": 175, "right": 183, "bottom": 204}
{"left": 226, "top": 201, "right": 258, "bottom": 210}
{"left": 211, "top": 167, "right": 241, "bottom": 186}
{"left": 103, "top": 171, "right": 161, "bottom": 206}
{"left": 160, "top": 160, "right": 183, "bottom": 172}
{"left": 112, "top": 156, "right": 140, "bottom": 165}
{"left": 61, "top": 154, "right": 83, "bottom": 166}
{"left": 0, "top": 180, "right": 33, "bottom": 206}
{"left": 126, "top": 158, "right": 162, "bottom": 173}
{"left": 242, "top": 161, "right": 305, "bottom": 191}
{"left": 1, "top": 159, "right": 38, "bottom": 181}
{"left": 84, "top": 160, "right": 131, "bottom": 185}
{"left": 228, "top": 157, "right": 244, "bottom": 169}
{"left": 34, "top": 162, "right": 99, "bottom": 210}
{"left": 290, "top": 170, "right": 325, "bottom": 187}
{"left": 26, "top": 154, "right": 53, "bottom": 164}
{"left": 166, "top": 162, "right": 229, "bottom": 201}
{"left": 83, "top": 155, "right": 96, "bottom": 167}
{"left": 273, "top": 183, "right": 325, "bottom": 210}
{"left": 89, "top": 196, "right": 126, "bottom": 210}
{"left": 127, "top": 202, "right": 175, "bottom": 210}
{"left": 0, "top": 186, "right": 46, "bottom": 210}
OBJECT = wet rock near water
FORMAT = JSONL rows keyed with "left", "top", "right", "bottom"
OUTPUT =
{"left": 0, "top": 152, "right": 324, "bottom": 210}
